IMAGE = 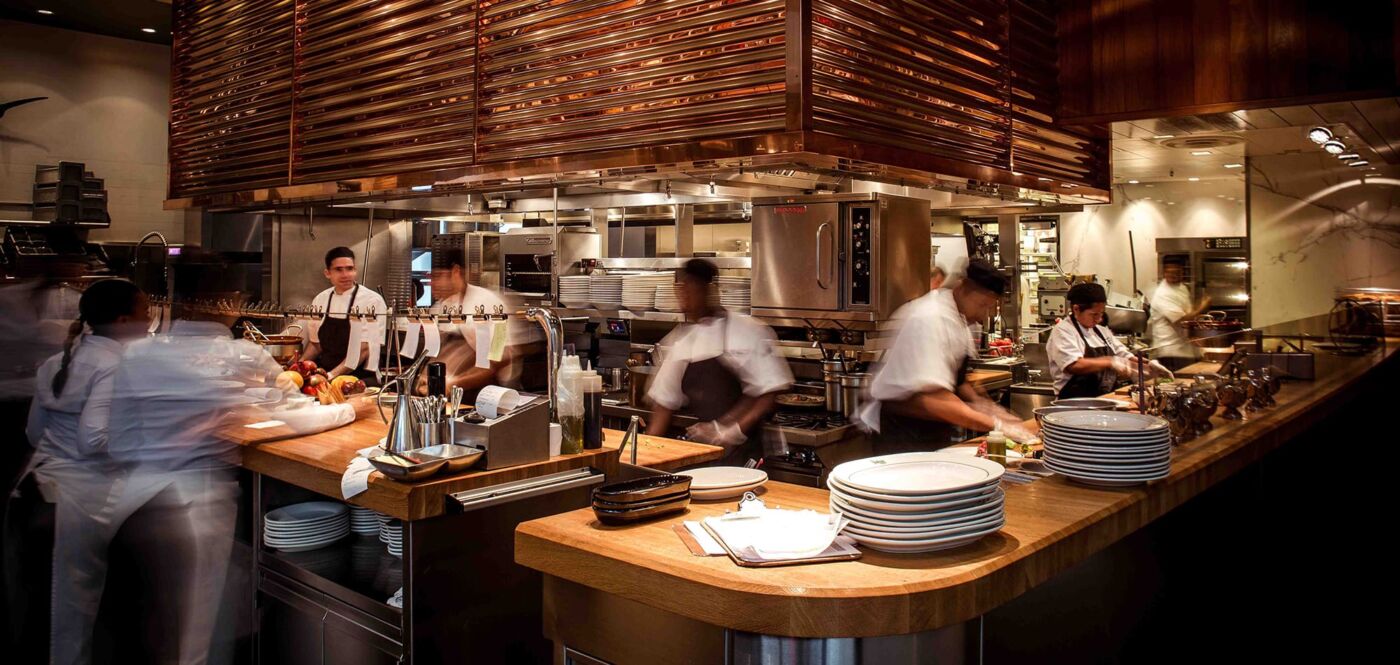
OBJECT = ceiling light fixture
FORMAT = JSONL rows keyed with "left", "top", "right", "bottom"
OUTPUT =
{"left": 1322, "top": 139, "right": 1347, "bottom": 155}
{"left": 1152, "top": 135, "right": 1175, "bottom": 139}
{"left": 1223, "top": 163, "right": 1243, "bottom": 169}
{"left": 1037, "top": 177, "right": 1052, "bottom": 181}
{"left": 141, "top": 28, "right": 157, "bottom": 34}
{"left": 1336, "top": 153, "right": 1360, "bottom": 161}
{"left": 1188, "top": 177, "right": 1200, "bottom": 181}
{"left": 1127, "top": 180, "right": 1140, "bottom": 184}
{"left": 1190, "top": 150, "right": 1213, "bottom": 156}
{"left": 37, "top": 9, "right": 54, "bottom": 15}
{"left": 1347, "top": 160, "right": 1370, "bottom": 167}
{"left": 1307, "top": 127, "right": 1333, "bottom": 144}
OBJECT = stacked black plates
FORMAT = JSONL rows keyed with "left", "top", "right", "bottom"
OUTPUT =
{"left": 591, "top": 475, "right": 692, "bottom": 525}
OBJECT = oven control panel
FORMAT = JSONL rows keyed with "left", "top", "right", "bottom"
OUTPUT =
{"left": 849, "top": 205, "right": 872, "bottom": 306}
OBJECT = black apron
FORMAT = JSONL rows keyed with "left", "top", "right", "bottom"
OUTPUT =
{"left": 873, "top": 355, "right": 972, "bottom": 456}
{"left": 679, "top": 316, "right": 758, "bottom": 466}
{"left": 317, "top": 285, "right": 375, "bottom": 381}
{"left": 1057, "top": 320, "right": 1118, "bottom": 399}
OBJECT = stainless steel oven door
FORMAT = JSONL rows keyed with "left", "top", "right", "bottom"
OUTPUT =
{"left": 752, "top": 201, "right": 842, "bottom": 312}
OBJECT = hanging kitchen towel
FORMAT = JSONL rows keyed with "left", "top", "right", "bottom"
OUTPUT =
{"left": 158, "top": 304, "right": 173, "bottom": 333}
{"left": 364, "top": 319, "right": 382, "bottom": 372}
{"left": 422, "top": 319, "right": 441, "bottom": 357}
{"left": 341, "top": 320, "right": 364, "bottom": 371}
{"left": 147, "top": 304, "right": 161, "bottom": 334}
{"left": 490, "top": 320, "right": 508, "bottom": 362}
{"left": 474, "top": 319, "right": 493, "bottom": 369}
{"left": 400, "top": 321, "right": 421, "bottom": 357}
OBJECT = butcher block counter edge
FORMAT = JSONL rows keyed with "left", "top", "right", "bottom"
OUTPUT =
{"left": 514, "top": 348, "right": 1396, "bottom": 638}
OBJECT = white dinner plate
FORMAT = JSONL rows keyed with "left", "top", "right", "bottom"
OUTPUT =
{"left": 843, "top": 511, "right": 1005, "bottom": 539}
{"left": 828, "top": 480, "right": 1000, "bottom": 513}
{"left": 846, "top": 519, "right": 1005, "bottom": 553}
{"left": 679, "top": 467, "right": 768, "bottom": 490}
{"left": 1043, "top": 459, "right": 1170, "bottom": 484}
{"left": 1041, "top": 454, "right": 1170, "bottom": 475}
{"left": 265, "top": 514, "right": 346, "bottom": 530}
{"left": 826, "top": 471, "right": 999, "bottom": 503}
{"left": 835, "top": 500, "right": 1004, "bottom": 533}
{"left": 1042, "top": 434, "right": 1171, "bottom": 452}
{"left": 1043, "top": 442, "right": 1171, "bottom": 460}
{"left": 1043, "top": 449, "right": 1171, "bottom": 467}
{"left": 690, "top": 481, "right": 765, "bottom": 501}
{"left": 1041, "top": 428, "right": 1172, "bottom": 445}
{"left": 1042, "top": 411, "right": 1170, "bottom": 433}
{"left": 266, "top": 502, "right": 348, "bottom": 525}
{"left": 829, "top": 490, "right": 1003, "bottom": 524}
{"left": 265, "top": 523, "right": 349, "bottom": 538}
{"left": 831, "top": 452, "right": 1005, "bottom": 496}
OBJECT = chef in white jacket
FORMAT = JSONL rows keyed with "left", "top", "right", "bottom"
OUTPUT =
{"left": 1148, "top": 259, "right": 1210, "bottom": 371}
{"left": 24, "top": 279, "right": 149, "bottom": 665}
{"left": 1048, "top": 283, "right": 1168, "bottom": 399}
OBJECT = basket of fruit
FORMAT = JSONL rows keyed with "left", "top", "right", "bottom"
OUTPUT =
{"left": 275, "top": 360, "right": 369, "bottom": 406}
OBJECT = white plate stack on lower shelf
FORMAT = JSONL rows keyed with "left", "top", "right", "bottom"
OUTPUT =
{"left": 589, "top": 273, "right": 627, "bottom": 309}
{"left": 827, "top": 452, "right": 1006, "bottom": 554}
{"left": 1040, "top": 411, "right": 1172, "bottom": 487}
{"left": 716, "top": 275, "right": 751, "bottom": 313}
{"left": 559, "top": 275, "right": 592, "bottom": 307}
{"left": 678, "top": 466, "right": 768, "bottom": 500}
{"left": 380, "top": 519, "right": 403, "bottom": 557}
{"left": 654, "top": 284, "right": 681, "bottom": 312}
{"left": 264, "top": 502, "right": 350, "bottom": 553}
{"left": 349, "top": 506, "right": 380, "bottom": 535}
{"left": 622, "top": 273, "right": 673, "bottom": 311}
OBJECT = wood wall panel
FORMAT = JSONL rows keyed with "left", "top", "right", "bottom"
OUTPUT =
{"left": 1059, "top": 0, "right": 1400, "bottom": 124}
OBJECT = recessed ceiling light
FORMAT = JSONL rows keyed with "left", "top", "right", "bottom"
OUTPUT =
{"left": 1347, "top": 160, "right": 1370, "bottom": 167}
{"left": 1190, "top": 150, "right": 1213, "bottom": 156}
{"left": 1152, "top": 135, "right": 1175, "bottom": 139}
{"left": 1011, "top": 171, "right": 1022, "bottom": 176}
{"left": 1062, "top": 184, "right": 1076, "bottom": 188}
{"left": 1322, "top": 140, "right": 1347, "bottom": 155}
{"left": 1037, "top": 177, "right": 1052, "bottom": 181}
{"left": 141, "top": 28, "right": 157, "bottom": 34}
{"left": 1217, "top": 194, "right": 1226, "bottom": 198}
{"left": 1145, "top": 184, "right": 1154, "bottom": 188}
{"left": 37, "top": 9, "right": 54, "bottom": 15}
{"left": 1188, "top": 177, "right": 1200, "bottom": 181}
{"left": 1127, "top": 180, "right": 1140, "bottom": 184}
{"left": 1308, "top": 127, "right": 1333, "bottom": 144}
{"left": 1337, "top": 153, "right": 1360, "bottom": 161}
{"left": 1166, "top": 201, "right": 1176, "bottom": 205}
{"left": 1223, "top": 163, "right": 1243, "bottom": 169}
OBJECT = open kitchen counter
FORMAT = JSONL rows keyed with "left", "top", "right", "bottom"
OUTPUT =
{"left": 514, "top": 346, "right": 1396, "bottom": 657}
{"left": 226, "top": 398, "right": 717, "bottom": 520}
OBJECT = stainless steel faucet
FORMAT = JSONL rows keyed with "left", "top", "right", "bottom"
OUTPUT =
{"left": 135, "top": 231, "right": 170, "bottom": 296}
{"left": 617, "top": 415, "right": 642, "bottom": 465}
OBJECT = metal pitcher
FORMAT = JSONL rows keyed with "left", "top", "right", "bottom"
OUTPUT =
{"left": 378, "top": 352, "right": 433, "bottom": 454}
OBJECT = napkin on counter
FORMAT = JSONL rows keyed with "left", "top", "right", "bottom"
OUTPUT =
{"left": 341, "top": 442, "right": 386, "bottom": 500}
{"left": 702, "top": 506, "right": 849, "bottom": 562}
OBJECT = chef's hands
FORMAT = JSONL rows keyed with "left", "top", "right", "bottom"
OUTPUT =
{"left": 686, "top": 420, "right": 746, "bottom": 447}
{"left": 1001, "top": 421, "right": 1038, "bottom": 444}
{"left": 1110, "top": 356, "right": 1136, "bottom": 377}
{"left": 1146, "top": 360, "right": 1174, "bottom": 380}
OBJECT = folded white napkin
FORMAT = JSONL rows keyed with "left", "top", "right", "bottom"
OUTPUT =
{"left": 703, "top": 507, "right": 848, "bottom": 561}
{"left": 342, "top": 442, "right": 386, "bottom": 499}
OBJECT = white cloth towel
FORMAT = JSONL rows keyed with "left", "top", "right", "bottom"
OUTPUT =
{"left": 422, "top": 321, "right": 441, "bottom": 357}
{"left": 401, "top": 322, "right": 421, "bottom": 357}
{"left": 340, "top": 442, "right": 386, "bottom": 500}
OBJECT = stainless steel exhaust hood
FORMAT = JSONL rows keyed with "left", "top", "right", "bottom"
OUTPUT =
{"left": 167, "top": 0, "right": 1109, "bottom": 211}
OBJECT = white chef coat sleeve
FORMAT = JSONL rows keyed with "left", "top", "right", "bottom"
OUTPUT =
{"left": 870, "top": 313, "right": 958, "bottom": 400}
{"left": 724, "top": 318, "right": 792, "bottom": 397}
{"left": 646, "top": 328, "right": 690, "bottom": 411}
{"left": 1105, "top": 326, "right": 1136, "bottom": 360}
{"left": 76, "top": 365, "right": 117, "bottom": 457}
{"left": 1151, "top": 286, "right": 1188, "bottom": 324}
{"left": 1046, "top": 322, "right": 1086, "bottom": 382}
{"left": 307, "top": 318, "right": 321, "bottom": 344}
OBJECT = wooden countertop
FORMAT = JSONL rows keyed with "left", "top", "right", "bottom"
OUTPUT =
{"left": 226, "top": 398, "right": 711, "bottom": 521}
{"left": 600, "top": 429, "right": 723, "bottom": 471}
{"left": 966, "top": 368, "right": 1013, "bottom": 387}
{"left": 516, "top": 348, "right": 1396, "bottom": 638}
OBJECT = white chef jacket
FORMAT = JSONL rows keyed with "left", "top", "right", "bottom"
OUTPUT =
{"left": 1148, "top": 280, "right": 1196, "bottom": 360}
{"left": 858, "top": 289, "right": 977, "bottom": 431}
{"left": 1046, "top": 317, "right": 1136, "bottom": 393}
{"left": 647, "top": 313, "right": 792, "bottom": 411}
{"left": 308, "top": 284, "right": 387, "bottom": 345}
{"left": 27, "top": 334, "right": 124, "bottom": 463}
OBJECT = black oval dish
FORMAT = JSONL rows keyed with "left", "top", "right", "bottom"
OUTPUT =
{"left": 592, "top": 493, "right": 691, "bottom": 526}
{"left": 592, "top": 474, "right": 692, "bottom": 505}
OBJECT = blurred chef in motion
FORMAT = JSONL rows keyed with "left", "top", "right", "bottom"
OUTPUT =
{"left": 859, "top": 260, "right": 1032, "bottom": 453}
{"left": 1148, "top": 258, "right": 1210, "bottom": 371}
{"left": 301, "top": 246, "right": 387, "bottom": 382}
{"left": 426, "top": 246, "right": 519, "bottom": 396}
{"left": 646, "top": 259, "right": 792, "bottom": 466}
{"left": 22, "top": 279, "right": 149, "bottom": 665}
{"left": 1049, "top": 283, "right": 1170, "bottom": 399}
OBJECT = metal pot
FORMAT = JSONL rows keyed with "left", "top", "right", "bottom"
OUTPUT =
{"left": 244, "top": 324, "right": 303, "bottom": 365}
{"left": 839, "top": 372, "right": 870, "bottom": 421}
{"left": 821, "top": 359, "right": 846, "bottom": 415}
{"left": 1182, "top": 311, "right": 1246, "bottom": 348}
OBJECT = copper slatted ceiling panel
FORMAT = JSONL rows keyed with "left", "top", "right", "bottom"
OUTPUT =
{"left": 1008, "top": 0, "right": 1106, "bottom": 187}
{"left": 169, "top": 0, "right": 295, "bottom": 197}
{"left": 809, "top": 0, "right": 1014, "bottom": 170}
{"left": 293, "top": 0, "right": 478, "bottom": 183}
{"left": 475, "top": 0, "right": 788, "bottom": 163}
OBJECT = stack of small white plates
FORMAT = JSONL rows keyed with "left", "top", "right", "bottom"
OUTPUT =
{"left": 654, "top": 284, "right": 681, "bottom": 312}
{"left": 679, "top": 466, "right": 768, "bottom": 500}
{"left": 1041, "top": 411, "right": 1172, "bottom": 487}
{"left": 380, "top": 519, "right": 403, "bottom": 557}
{"left": 719, "top": 289, "right": 750, "bottom": 313}
{"left": 264, "top": 502, "right": 350, "bottom": 552}
{"left": 589, "top": 273, "right": 626, "bottom": 309}
{"left": 827, "top": 452, "right": 1006, "bottom": 554}
{"left": 350, "top": 506, "right": 380, "bottom": 535}
{"left": 559, "top": 275, "right": 592, "bottom": 307}
{"left": 621, "top": 273, "right": 672, "bottom": 311}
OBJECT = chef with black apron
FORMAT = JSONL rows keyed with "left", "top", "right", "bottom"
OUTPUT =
{"left": 1048, "top": 283, "right": 1169, "bottom": 399}
{"left": 857, "top": 260, "right": 1032, "bottom": 454}
{"left": 301, "top": 246, "right": 386, "bottom": 382}
{"left": 646, "top": 259, "right": 792, "bottom": 466}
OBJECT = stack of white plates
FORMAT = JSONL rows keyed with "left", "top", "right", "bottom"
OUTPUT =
{"left": 719, "top": 288, "right": 750, "bottom": 312}
{"left": 380, "top": 519, "right": 403, "bottom": 557}
{"left": 678, "top": 466, "right": 768, "bottom": 500}
{"left": 654, "top": 284, "right": 681, "bottom": 312}
{"left": 1040, "top": 411, "right": 1172, "bottom": 487}
{"left": 350, "top": 506, "right": 380, "bottom": 535}
{"left": 264, "top": 502, "right": 350, "bottom": 552}
{"left": 827, "top": 452, "right": 1006, "bottom": 554}
{"left": 589, "top": 273, "right": 627, "bottom": 309}
{"left": 621, "top": 273, "right": 673, "bottom": 311}
{"left": 559, "top": 275, "right": 592, "bottom": 307}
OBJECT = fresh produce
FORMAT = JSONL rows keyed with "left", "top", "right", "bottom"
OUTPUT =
{"left": 275, "top": 370, "right": 304, "bottom": 393}
{"left": 330, "top": 374, "right": 367, "bottom": 395}
{"left": 315, "top": 380, "right": 346, "bottom": 405}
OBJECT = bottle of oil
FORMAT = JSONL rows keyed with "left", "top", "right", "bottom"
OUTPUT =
{"left": 985, "top": 430, "right": 1007, "bottom": 467}
{"left": 557, "top": 356, "right": 584, "bottom": 454}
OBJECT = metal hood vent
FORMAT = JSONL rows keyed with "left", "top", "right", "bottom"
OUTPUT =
{"left": 167, "top": 0, "right": 1110, "bottom": 211}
